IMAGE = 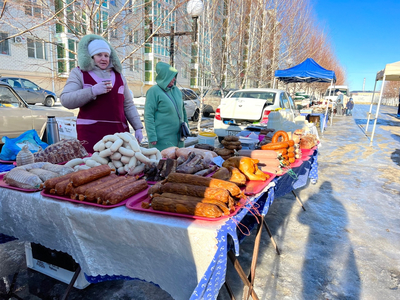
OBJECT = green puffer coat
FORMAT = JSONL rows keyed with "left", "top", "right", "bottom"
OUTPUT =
{"left": 144, "top": 62, "right": 188, "bottom": 151}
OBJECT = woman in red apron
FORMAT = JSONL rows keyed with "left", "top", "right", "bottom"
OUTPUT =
{"left": 60, "top": 34, "right": 143, "bottom": 153}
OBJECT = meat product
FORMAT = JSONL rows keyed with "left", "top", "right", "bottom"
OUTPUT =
{"left": 151, "top": 196, "right": 223, "bottom": 218}
{"left": 34, "top": 138, "right": 88, "bottom": 164}
{"left": 161, "top": 146, "right": 178, "bottom": 159}
{"left": 102, "top": 179, "right": 148, "bottom": 205}
{"left": 164, "top": 173, "right": 243, "bottom": 198}
{"left": 194, "top": 144, "right": 214, "bottom": 151}
{"left": 214, "top": 148, "right": 234, "bottom": 157}
{"left": 223, "top": 136, "right": 239, "bottom": 142}
{"left": 211, "top": 167, "right": 231, "bottom": 181}
{"left": 227, "top": 166, "right": 247, "bottom": 186}
{"left": 41, "top": 163, "right": 75, "bottom": 176}
{"left": 175, "top": 148, "right": 217, "bottom": 160}
{"left": 156, "top": 182, "right": 232, "bottom": 205}
{"left": 222, "top": 156, "right": 268, "bottom": 181}
{"left": 70, "top": 174, "right": 119, "bottom": 201}
{"left": 28, "top": 168, "right": 59, "bottom": 182}
{"left": 271, "top": 130, "right": 289, "bottom": 143}
{"left": 43, "top": 172, "right": 75, "bottom": 193}
{"left": 4, "top": 168, "right": 42, "bottom": 190}
{"left": 94, "top": 175, "right": 137, "bottom": 203}
{"left": 54, "top": 179, "right": 72, "bottom": 196}
{"left": 148, "top": 182, "right": 163, "bottom": 196}
{"left": 160, "top": 192, "right": 230, "bottom": 215}
{"left": 193, "top": 165, "right": 218, "bottom": 176}
{"left": 70, "top": 165, "right": 112, "bottom": 187}
{"left": 160, "top": 158, "right": 177, "bottom": 178}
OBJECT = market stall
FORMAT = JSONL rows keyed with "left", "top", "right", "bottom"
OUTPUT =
{"left": 274, "top": 58, "right": 337, "bottom": 134}
{"left": 366, "top": 60, "right": 400, "bottom": 144}
{"left": 0, "top": 126, "right": 319, "bottom": 299}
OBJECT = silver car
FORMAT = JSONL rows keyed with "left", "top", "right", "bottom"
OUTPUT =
{"left": 0, "top": 77, "right": 58, "bottom": 107}
{"left": 0, "top": 82, "right": 74, "bottom": 147}
{"left": 179, "top": 88, "right": 201, "bottom": 122}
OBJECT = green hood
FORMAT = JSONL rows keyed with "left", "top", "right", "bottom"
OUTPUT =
{"left": 77, "top": 34, "right": 122, "bottom": 73}
{"left": 156, "top": 62, "right": 178, "bottom": 91}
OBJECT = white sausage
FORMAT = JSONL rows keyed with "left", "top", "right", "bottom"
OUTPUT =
{"left": 135, "top": 152, "right": 151, "bottom": 164}
{"left": 120, "top": 155, "right": 131, "bottom": 164}
{"left": 110, "top": 138, "right": 124, "bottom": 153}
{"left": 112, "top": 160, "right": 123, "bottom": 169}
{"left": 91, "top": 153, "right": 109, "bottom": 165}
{"left": 93, "top": 141, "right": 105, "bottom": 152}
{"left": 128, "top": 156, "right": 137, "bottom": 169}
{"left": 102, "top": 135, "right": 119, "bottom": 142}
{"left": 85, "top": 159, "right": 101, "bottom": 167}
{"left": 65, "top": 158, "right": 84, "bottom": 168}
{"left": 117, "top": 166, "right": 127, "bottom": 175}
{"left": 105, "top": 141, "right": 113, "bottom": 148}
{"left": 128, "top": 164, "right": 145, "bottom": 176}
{"left": 99, "top": 148, "right": 113, "bottom": 158}
{"left": 75, "top": 165, "right": 91, "bottom": 171}
{"left": 128, "top": 138, "right": 141, "bottom": 152}
{"left": 140, "top": 147, "right": 159, "bottom": 156}
{"left": 110, "top": 152, "right": 122, "bottom": 160}
{"left": 149, "top": 154, "right": 157, "bottom": 161}
{"left": 118, "top": 146, "right": 135, "bottom": 157}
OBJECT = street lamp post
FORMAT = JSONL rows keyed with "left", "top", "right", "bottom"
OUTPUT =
{"left": 151, "top": 0, "right": 204, "bottom": 67}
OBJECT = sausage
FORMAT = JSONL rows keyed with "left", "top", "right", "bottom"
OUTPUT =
{"left": 260, "top": 142, "right": 289, "bottom": 150}
{"left": 160, "top": 192, "right": 231, "bottom": 215}
{"left": 54, "top": 179, "right": 72, "bottom": 196}
{"left": 72, "top": 174, "right": 120, "bottom": 201}
{"left": 94, "top": 175, "right": 138, "bottom": 203}
{"left": 157, "top": 182, "right": 232, "bottom": 204}
{"left": 102, "top": 179, "right": 148, "bottom": 205}
{"left": 43, "top": 172, "right": 75, "bottom": 193}
{"left": 151, "top": 196, "right": 223, "bottom": 218}
{"left": 70, "top": 165, "right": 112, "bottom": 187}
{"left": 164, "top": 173, "right": 243, "bottom": 198}
{"left": 271, "top": 130, "right": 289, "bottom": 143}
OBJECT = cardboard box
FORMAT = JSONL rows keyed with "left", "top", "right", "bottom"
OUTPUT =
{"left": 25, "top": 242, "right": 90, "bottom": 289}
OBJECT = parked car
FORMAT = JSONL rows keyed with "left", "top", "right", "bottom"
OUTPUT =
{"left": 0, "top": 82, "right": 74, "bottom": 147}
{"left": 0, "top": 77, "right": 58, "bottom": 107}
{"left": 202, "top": 88, "right": 237, "bottom": 117}
{"left": 178, "top": 87, "right": 201, "bottom": 122}
{"left": 213, "top": 88, "right": 296, "bottom": 141}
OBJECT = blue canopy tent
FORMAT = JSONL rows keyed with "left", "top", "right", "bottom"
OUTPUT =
{"left": 274, "top": 58, "right": 337, "bottom": 132}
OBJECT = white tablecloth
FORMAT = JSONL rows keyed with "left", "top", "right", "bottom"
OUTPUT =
{"left": 0, "top": 188, "right": 227, "bottom": 300}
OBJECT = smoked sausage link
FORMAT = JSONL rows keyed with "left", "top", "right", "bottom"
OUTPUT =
{"left": 103, "top": 179, "right": 148, "bottom": 205}
{"left": 70, "top": 165, "right": 111, "bottom": 187}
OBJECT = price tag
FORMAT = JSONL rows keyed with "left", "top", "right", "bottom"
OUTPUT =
{"left": 213, "top": 156, "right": 225, "bottom": 167}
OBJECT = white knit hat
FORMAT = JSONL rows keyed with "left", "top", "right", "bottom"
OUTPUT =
{"left": 88, "top": 39, "right": 111, "bottom": 57}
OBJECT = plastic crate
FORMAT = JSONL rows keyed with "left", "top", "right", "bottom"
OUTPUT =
{"left": 25, "top": 242, "right": 90, "bottom": 289}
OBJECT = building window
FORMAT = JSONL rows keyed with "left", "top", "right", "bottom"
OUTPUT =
{"left": 24, "top": 0, "right": 42, "bottom": 18}
{"left": 27, "top": 38, "right": 47, "bottom": 59}
{"left": 0, "top": 32, "right": 10, "bottom": 55}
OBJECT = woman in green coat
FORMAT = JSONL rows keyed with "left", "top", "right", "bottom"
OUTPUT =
{"left": 144, "top": 62, "right": 189, "bottom": 151}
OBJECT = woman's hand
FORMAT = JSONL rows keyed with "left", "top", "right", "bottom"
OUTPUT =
{"left": 151, "top": 141, "right": 157, "bottom": 145}
{"left": 91, "top": 82, "right": 111, "bottom": 96}
{"left": 135, "top": 129, "right": 143, "bottom": 143}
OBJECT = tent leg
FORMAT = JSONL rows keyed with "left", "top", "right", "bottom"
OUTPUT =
{"left": 370, "top": 76, "right": 386, "bottom": 144}
{"left": 366, "top": 80, "right": 378, "bottom": 132}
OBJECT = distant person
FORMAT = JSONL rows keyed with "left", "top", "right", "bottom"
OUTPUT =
{"left": 61, "top": 34, "right": 143, "bottom": 153}
{"left": 346, "top": 98, "right": 354, "bottom": 116}
{"left": 144, "top": 62, "right": 189, "bottom": 151}
{"left": 336, "top": 92, "right": 344, "bottom": 116}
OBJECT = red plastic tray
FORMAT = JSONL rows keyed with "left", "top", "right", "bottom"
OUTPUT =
{"left": 0, "top": 173, "right": 40, "bottom": 192}
{"left": 126, "top": 192, "right": 247, "bottom": 221}
{"left": 290, "top": 158, "right": 304, "bottom": 168}
{"left": 242, "top": 172, "right": 276, "bottom": 195}
{"left": 40, "top": 186, "right": 149, "bottom": 209}
{"left": 0, "top": 159, "right": 14, "bottom": 164}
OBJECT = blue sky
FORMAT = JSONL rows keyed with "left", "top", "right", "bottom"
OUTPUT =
{"left": 312, "top": 0, "right": 400, "bottom": 91}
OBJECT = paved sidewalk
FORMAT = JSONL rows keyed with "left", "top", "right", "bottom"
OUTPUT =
{"left": 1, "top": 104, "right": 399, "bottom": 300}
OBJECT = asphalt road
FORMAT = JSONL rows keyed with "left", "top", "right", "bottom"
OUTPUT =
{"left": 1, "top": 104, "right": 399, "bottom": 299}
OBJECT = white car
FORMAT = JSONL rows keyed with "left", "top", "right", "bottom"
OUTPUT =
{"left": 213, "top": 88, "right": 296, "bottom": 141}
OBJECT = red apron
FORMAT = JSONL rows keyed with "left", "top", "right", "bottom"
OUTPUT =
{"left": 77, "top": 71, "right": 128, "bottom": 153}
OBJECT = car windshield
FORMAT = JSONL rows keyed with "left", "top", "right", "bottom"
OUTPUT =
{"left": 231, "top": 91, "right": 276, "bottom": 104}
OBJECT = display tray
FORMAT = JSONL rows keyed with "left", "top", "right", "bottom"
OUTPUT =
{"left": 0, "top": 173, "right": 40, "bottom": 192}
{"left": 242, "top": 172, "right": 276, "bottom": 195}
{"left": 299, "top": 147, "right": 316, "bottom": 156}
{"left": 0, "top": 159, "right": 14, "bottom": 164}
{"left": 290, "top": 158, "right": 304, "bottom": 168}
{"left": 40, "top": 187, "right": 149, "bottom": 209}
{"left": 126, "top": 192, "right": 247, "bottom": 221}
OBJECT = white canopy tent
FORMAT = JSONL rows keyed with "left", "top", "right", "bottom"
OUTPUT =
{"left": 366, "top": 60, "right": 400, "bottom": 144}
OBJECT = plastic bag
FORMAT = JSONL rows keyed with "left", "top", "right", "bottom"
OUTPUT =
{"left": 0, "top": 129, "right": 48, "bottom": 161}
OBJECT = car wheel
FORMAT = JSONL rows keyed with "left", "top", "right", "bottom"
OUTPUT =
{"left": 191, "top": 109, "right": 199, "bottom": 122}
{"left": 44, "top": 96, "right": 55, "bottom": 107}
{"left": 203, "top": 112, "right": 210, "bottom": 118}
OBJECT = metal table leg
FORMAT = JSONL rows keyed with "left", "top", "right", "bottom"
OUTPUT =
{"left": 61, "top": 265, "right": 81, "bottom": 300}
{"left": 292, "top": 190, "right": 306, "bottom": 211}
